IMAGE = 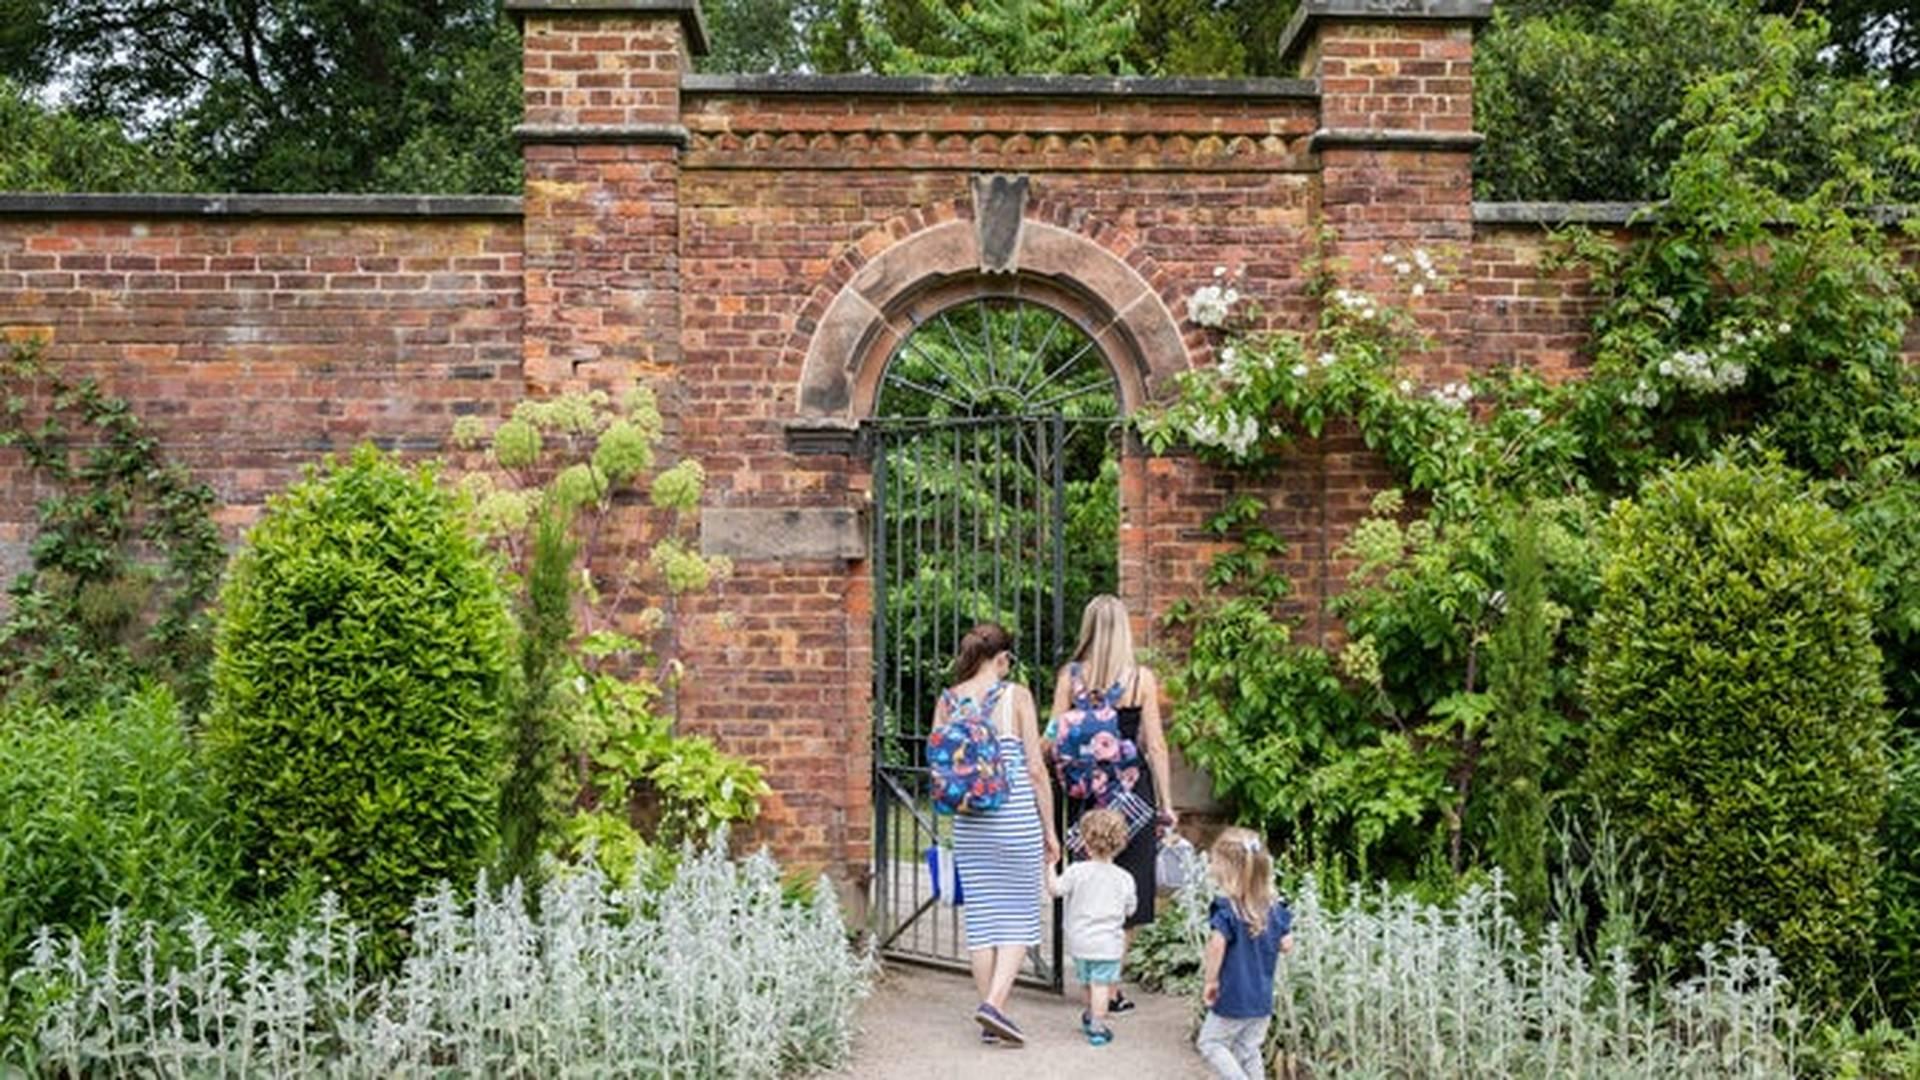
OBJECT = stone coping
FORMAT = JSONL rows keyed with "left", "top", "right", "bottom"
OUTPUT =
{"left": 682, "top": 73, "right": 1318, "bottom": 100}
{"left": 1474, "top": 201, "right": 1917, "bottom": 227}
{"left": 1472, "top": 202, "right": 1647, "bottom": 226}
{"left": 1278, "top": 0, "right": 1496, "bottom": 72}
{"left": 0, "top": 193, "right": 524, "bottom": 218}
{"left": 504, "top": 0, "right": 709, "bottom": 56}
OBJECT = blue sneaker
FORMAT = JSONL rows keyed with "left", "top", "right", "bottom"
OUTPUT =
{"left": 975, "top": 1003, "right": 1025, "bottom": 1045}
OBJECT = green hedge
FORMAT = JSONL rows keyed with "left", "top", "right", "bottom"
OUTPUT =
{"left": 206, "top": 446, "right": 512, "bottom": 950}
{"left": 1586, "top": 460, "right": 1888, "bottom": 1005}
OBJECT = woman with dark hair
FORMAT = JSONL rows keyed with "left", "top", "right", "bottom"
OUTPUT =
{"left": 941, "top": 622, "right": 1059, "bottom": 1047}
{"left": 1049, "top": 594, "right": 1176, "bottom": 1014}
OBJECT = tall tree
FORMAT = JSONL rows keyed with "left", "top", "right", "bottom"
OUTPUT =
{"left": 862, "top": 0, "right": 1139, "bottom": 76}
{"left": 2, "top": 0, "right": 520, "bottom": 194}
{"left": 701, "top": 0, "right": 811, "bottom": 72}
{"left": 0, "top": 77, "right": 197, "bottom": 191}
{"left": 1124, "top": 0, "right": 1297, "bottom": 77}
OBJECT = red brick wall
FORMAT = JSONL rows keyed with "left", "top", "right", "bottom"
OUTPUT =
{"left": 1467, "top": 222, "right": 1611, "bottom": 379}
{"left": 669, "top": 83, "right": 1331, "bottom": 872}
{"left": 0, "top": 212, "right": 523, "bottom": 588}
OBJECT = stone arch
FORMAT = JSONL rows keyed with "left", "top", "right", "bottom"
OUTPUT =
{"left": 794, "top": 213, "right": 1191, "bottom": 422}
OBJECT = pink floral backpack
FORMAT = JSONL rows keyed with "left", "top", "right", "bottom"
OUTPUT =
{"left": 1047, "top": 663, "right": 1140, "bottom": 803}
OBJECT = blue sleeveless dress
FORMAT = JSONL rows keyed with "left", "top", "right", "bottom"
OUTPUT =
{"left": 947, "top": 681, "right": 1045, "bottom": 950}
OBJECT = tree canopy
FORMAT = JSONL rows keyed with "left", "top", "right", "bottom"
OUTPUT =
{"left": 2, "top": 0, "right": 1919, "bottom": 201}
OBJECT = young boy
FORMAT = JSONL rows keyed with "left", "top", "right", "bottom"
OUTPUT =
{"left": 1046, "top": 808, "right": 1137, "bottom": 1046}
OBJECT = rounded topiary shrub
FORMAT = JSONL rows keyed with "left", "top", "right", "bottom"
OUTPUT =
{"left": 1586, "top": 459, "right": 1887, "bottom": 1004}
{"left": 206, "top": 445, "right": 511, "bottom": 946}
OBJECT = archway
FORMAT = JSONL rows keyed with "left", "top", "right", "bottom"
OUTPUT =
{"left": 793, "top": 205, "right": 1192, "bottom": 990}
{"left": 866, "top": 289, "right": 1123, "bottom": 991}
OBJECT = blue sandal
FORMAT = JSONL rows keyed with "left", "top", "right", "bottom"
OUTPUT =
{"left": 1081, "top": 1011, "right": 1115, "bottom": 1045}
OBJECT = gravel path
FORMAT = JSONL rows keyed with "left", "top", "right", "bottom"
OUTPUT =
{"left": 825, "top": 963, "right": 1214, "bottom": 1080}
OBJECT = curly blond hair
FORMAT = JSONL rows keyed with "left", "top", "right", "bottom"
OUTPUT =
{"left": 1079, "top": 808, "right": 1129, "bottom": 860}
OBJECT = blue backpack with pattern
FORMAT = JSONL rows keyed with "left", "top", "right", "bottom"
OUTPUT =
{"left": 929, "top": 684, "right": 1011, "bottom": 816}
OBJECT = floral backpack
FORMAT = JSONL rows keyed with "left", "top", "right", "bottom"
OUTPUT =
{"left": 928, "top": 684, "right": 1011, "bottom": 816}
{"left": 1047, "top": 664, "right": 1141, "bottom": 804}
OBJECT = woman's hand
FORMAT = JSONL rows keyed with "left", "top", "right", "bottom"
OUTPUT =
{"left": 1044, "top": 828, "right": 1061, "bottom": 865}
{"left": 1159, "top": 806, "right": 1180, "bottom": 832}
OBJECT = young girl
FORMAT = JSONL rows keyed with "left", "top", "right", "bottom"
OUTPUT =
{"left": 1198, "top": 827, "right": 1294, "bottom": 1080}
{"left": 1045, "top": 808, "right": 1137, "bottom": 1046}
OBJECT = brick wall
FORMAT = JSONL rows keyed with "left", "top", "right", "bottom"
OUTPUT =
{"left": 29, "top": 0, "right": 1890, "bottom": 899}
{"left": 0, "top": 201, "right": 524, "bottom": 591}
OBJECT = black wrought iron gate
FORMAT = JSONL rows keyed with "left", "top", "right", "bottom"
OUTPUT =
{"left": 869, "top": 413, "right": 1068, "bottom": 991}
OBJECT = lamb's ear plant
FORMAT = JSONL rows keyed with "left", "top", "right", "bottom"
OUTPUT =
{"left": 1264, "top": 873, "right": 1800, "bottom": 1078}
{"left": 22, "top": 836, "right": 874, "bottom": 1078}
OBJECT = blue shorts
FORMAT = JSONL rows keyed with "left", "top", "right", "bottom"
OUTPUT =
{"left": 1074, "top": 958, "right": 1122, "bottom": 985}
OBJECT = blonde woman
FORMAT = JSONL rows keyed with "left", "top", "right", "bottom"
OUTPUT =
{"left": 939, "top": 622, "right": 1059, "bottom": 1047}
{"left": 1048, "top": 594, "right": 1176, "bottom": 1013}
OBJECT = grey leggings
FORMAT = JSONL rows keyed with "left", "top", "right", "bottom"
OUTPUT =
{"left": 1197, "top": 1011, "right": 1270, "bottom": 1080}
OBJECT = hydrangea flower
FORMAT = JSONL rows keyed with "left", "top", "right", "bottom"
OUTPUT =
{"left": 1189, "top": 283, "right": 1240, "bottom": 328}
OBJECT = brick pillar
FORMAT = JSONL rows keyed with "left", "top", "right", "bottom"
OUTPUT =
{"left": 1283, "top": 0, "right": 1491, "bottom": 380}
{"left": 508, "top": 0, "right": 707, "bottom": 391}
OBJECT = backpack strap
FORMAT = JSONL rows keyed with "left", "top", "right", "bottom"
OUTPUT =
{"left": 982, "top": 680, "right": 1010, "bottom": 734}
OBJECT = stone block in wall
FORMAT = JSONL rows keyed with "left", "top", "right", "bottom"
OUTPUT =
{"left": 700, "top": 507, "right": 867, "bottom": 562}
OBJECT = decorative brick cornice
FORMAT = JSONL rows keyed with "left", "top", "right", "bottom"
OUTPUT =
{"left": 504, "top": 0, "right": 709, "bottom": 55}
{"left": 684, "top": 129, "right": 1315, "bottom": 172}
{"left": 1310, "top": 128, "right": 1484, "bottom": 153}
{"left": 1278, "top": 0, "right": 1495, "bottom": 70}
{"left": 0, "top": 193, "right": 524, "bottom": 217}
{"left": 514, "top": 123, "right": 690, "bottom": 147}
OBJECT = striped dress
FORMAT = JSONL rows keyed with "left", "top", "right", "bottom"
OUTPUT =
{"left": 948, "top": 681, "right": 1045, "bottom": 950}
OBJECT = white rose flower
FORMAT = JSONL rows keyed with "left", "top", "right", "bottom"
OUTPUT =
{"left": 1291, "top": 363, "right": 1310, "bottom": 378}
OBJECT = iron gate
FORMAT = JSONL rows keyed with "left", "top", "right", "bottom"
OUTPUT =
{"left": 869, "top": 413, "right": 1069, "bottom": 991}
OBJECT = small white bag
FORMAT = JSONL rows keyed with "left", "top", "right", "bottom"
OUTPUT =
{"left": 1156, "top": 833, "right": 1197, "bottom": 892}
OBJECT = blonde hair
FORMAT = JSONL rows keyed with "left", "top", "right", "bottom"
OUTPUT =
{"left": 1071, "top": 594, "right": 1135, "bottom": 695}
{"left": 1078, "top": 808, "right": 1128, "bottom": 860}
{"left": 1210, "top": 827, "right": 1277, "bottom": 938}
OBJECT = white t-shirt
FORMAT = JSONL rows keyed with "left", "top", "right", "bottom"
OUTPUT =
{"left": 1051, "top": 860, "right": 1137, "bottom": 961}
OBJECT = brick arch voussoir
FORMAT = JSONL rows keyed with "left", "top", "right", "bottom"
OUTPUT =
{"left": 793, "top": 206, "right": 1191, "bottom": 421}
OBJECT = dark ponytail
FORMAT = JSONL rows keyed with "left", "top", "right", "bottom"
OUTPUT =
{"left": 952, "top": 622, "right": 1013, "bottom": 682}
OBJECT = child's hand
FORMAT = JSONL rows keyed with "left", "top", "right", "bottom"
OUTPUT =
{"left": 1280, "top": 932, "right": 1296, "bottom": 956}
{"left": 1203, "top": 981, "right": 1220, "bottom": 1007}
